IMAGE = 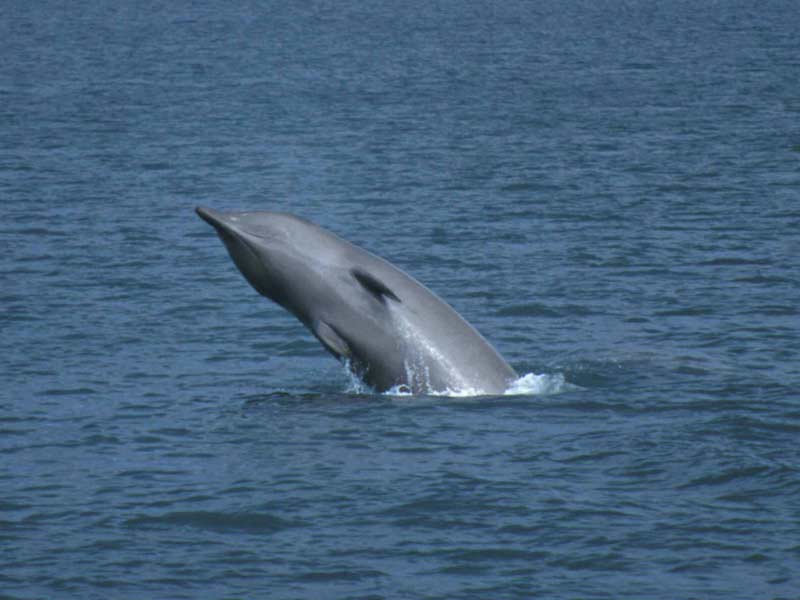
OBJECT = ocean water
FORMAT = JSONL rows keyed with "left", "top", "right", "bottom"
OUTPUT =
{"left": 2, "top": 0, "right": 799, "bottom": 598}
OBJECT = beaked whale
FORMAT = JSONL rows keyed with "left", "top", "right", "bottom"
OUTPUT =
{"left": 196, "top": 207, "right": 517, "bottom": 395}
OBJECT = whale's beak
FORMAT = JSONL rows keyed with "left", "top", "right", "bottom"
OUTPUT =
{"left": 196, "top": 206, "right": 225, "bottom": 229}
{"left": 196, "top": 206, "right": 246, "bottom": 249}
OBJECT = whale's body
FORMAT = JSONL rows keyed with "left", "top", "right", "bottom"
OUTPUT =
{"left": 196, "top": 207, "right": 517, "bottom": 395}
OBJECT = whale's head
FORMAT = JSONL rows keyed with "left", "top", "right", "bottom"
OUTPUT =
{"left": 196, "top": 206, "right": 332, "bottom": 315}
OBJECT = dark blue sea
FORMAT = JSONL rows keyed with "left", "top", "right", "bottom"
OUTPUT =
{"left": 2, "top": 1, "right": 799, "bottom": 598}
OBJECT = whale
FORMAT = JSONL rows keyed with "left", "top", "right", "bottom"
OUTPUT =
{"left": 196, "top": 207, "right": 517, "bottom": 395}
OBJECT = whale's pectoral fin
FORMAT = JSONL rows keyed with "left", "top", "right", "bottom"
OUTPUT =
{"left": 313, "top": 320, "right": 352, "bottom": 360}
{"left": 351, "top": 269, "right": 401, "bottom": 304}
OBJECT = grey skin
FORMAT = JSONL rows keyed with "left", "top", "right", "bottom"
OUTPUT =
{"left": 196, "top": 207, "right": 517, "bottom": 395}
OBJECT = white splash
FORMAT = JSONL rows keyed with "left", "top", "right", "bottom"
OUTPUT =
{"left": 341, "top": 359, "right": 372, "bottom": 394}
{"left": 504, "top": 372, "right": 576, "bottom": 396}
{"left": 386, "top": 382, "right": 487, "bottom": 398}
{"left": 371, "top": 372, "right": 575, "bottom": 398}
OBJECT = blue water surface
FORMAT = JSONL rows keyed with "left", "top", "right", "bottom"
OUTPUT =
{"left": 2, "top": 1, "right": 799, "bottom": 598}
